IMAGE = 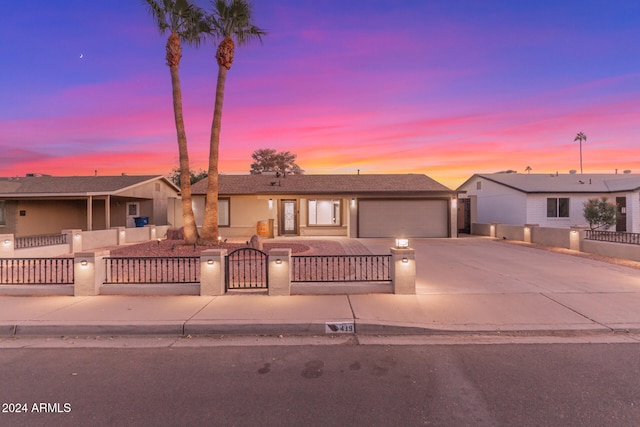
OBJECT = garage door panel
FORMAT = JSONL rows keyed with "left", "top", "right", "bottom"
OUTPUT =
{"left": 358, "top": 199, "right": 448, "bottom": 238}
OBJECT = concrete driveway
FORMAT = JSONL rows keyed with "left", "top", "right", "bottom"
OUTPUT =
{"left": 355, "top": 236, "right": 640, "bottom": 333}
{"left": 358, "top": 236, "right": 640, "bottom": 295}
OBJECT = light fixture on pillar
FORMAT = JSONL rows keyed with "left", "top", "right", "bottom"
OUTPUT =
{"left": 402, "top": 257, "right": 409, "bottom": 263}
{"left": 451, "top": 199, "right": 457, "bottom": 209}
{"left": 351, "top": 198, "right": 356, "bottom": 207}
{"left": 268, "top": 198, "right": 273, "bottom": 209}
{"left": 207, "top": 259, "right": 214, "bottom": 266}
{"left": 395, "top": 238, "right": 409, "bottom": 249}
{"left": 275, "top": 258, "right": 282, "bottom": 265}
{"left": 80, "top": 260, "right": 88, "bottom": 267}
{"left": 3, "top": 239, "right": 11, "bottom": 245}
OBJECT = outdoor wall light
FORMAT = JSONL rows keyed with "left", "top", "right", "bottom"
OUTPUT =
{"left": 275, "top": 259, "right": 283, "bottom": 265}
{"left": 351, "top": 198, "right": 356, "bottom": 207}
{"left": 80, "top": 260, "right": 88, "bottom": 266}
{"left": 451, "top": 199, "right": 457, "bottom": 209}
{"left": 3, "top": 239, "right": 11, "bottom": 245}
{"left": 524, "top": 227, "right": 530, "bottom": 232}
{"left": 395, "top": 238, "right": 409, "bottom": 249}
{"left": 207, "top": 260, "right": 215, "bottom": 266}
{"left": 402, "top": 257, "right": 409, "bottom": 264}
{"left": 571, "top": 230, "right": 578, "bottom": 235}
{"left": 75, "top": 233, "right": 81, "bottom": 238}
{"left": 268, "top": 198, "right": 273, "bottom": 209}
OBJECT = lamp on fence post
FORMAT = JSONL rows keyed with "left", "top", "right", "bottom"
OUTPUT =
{"left": 0, "top": 234, "right": 15, "bottom": 258}
{"left": 569, "top": 226, "right": 586, "bottom": 252}
{"left": 390, "top": 238, "right": 415, "bottom": 294}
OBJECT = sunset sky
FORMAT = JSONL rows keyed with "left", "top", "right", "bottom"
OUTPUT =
{"left": 2, "top": 1, "right": 639, "bottom": 189}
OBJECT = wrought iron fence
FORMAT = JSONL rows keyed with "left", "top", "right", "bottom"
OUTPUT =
{"left": 292, "top": 255, "right": 391, "bottom": 283}
{"left": 0, "top": 258, "right": 74, "bottom": 284}
{"left": 585, "top": 230, "right": 640, "bottom": 245}
{"left": 104, "top": 257, "right": 200, "bottom": 284}
{"left": 15, "top": 234, "right": 68, "bottom": 249}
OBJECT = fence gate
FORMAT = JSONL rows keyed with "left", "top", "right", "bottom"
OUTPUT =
{"left": 225, "top": 248, "right": 268, "bottom": 290}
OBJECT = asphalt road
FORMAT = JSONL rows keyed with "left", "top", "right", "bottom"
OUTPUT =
{"left": 1, "top": 341, "right": 639, "bottom": 426}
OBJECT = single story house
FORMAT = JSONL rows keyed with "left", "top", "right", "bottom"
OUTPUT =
{"left": 190, "top": 174, "right": 457, "bottom": 238}
{"left": 457, "top": 172, "right": 640, "bottom": 233}
{"left": 0, "top": 175, "right": 181, "bottom": 237}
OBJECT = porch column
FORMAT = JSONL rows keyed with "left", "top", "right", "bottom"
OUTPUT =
{"left": 0, "top": 234, "right": 15, "bottom": 258}
{"left": 86, "top": 196, "right": 93, "bottom": 231}
{"left": 105, "top": 195, "right": 111, "bottom": 229}
{"left": 200, "top": 249, "right": 227, "bottom": 296}
{"left": 74, "top": 250, "right": 109, "bottom": 296}
{"left": 391, "top": 247, "right": 416, "bottom": 294}
{"left": 269, "top": 248, "right": 291, "bottom": 296}
{"left": 450, "top": 198, "right": 458, "bottom": 238}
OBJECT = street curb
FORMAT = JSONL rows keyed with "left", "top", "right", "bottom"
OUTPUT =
{"left": 4, "top": 321, "right": 640, "bottom": 339}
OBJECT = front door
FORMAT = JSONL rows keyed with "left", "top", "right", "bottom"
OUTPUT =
{"left": 280, "top": 200, "right": 298, "bottom": 235}
{"left": 126, "top": 202, "right": 140, "bottom": 228}
{"left": 616, "top": 197, "right": 627, "bottom": 232}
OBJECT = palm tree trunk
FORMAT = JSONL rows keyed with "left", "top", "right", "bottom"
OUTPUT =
{"left": 200, "top": 63, "right": 228, "bottom": 243}
{"left": 168, "top": 53, "right": 199, "bottom": 245}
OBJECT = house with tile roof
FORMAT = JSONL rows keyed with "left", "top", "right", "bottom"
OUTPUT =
{"left": 0, "top": 175, "right": 180, "bottom": 237}
{"left": 190, "top": 173, "right": 457, "bottom": 238}
{"left": 457, "top": 173, "right": 640, "bottom": 232}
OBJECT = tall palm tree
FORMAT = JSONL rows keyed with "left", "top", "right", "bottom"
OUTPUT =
{"left": 574, "top": 132, "right": 587, "bottom": 174}
{"left": 199, "top": 0, "right": 266, "bottom": 243}
{"left": 144, "top": 0, "right": 207, "bottom": 245}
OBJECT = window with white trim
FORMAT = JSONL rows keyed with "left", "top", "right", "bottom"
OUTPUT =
{"left": 308, "top": 199, "right": 341, "bottom": 225}
{"left": 218, "top": 198, "right": 230, "bottom": 227}
{"left": 547, "top": 197, "right": 569, "bottom": 218}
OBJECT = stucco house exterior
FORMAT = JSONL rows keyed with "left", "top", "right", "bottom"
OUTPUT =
{"left": 190, "top": 174, "right": 457, "bottom": 238}
{"left": 457, "top": 173, "right": 640, "bottom": 233}
{"left": 0, "top": 175, "right": 180, "bottom": 237}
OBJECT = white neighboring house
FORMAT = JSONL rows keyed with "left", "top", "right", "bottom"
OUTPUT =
{"left": 457, "top": 173, "right": 640, "bottom": 233}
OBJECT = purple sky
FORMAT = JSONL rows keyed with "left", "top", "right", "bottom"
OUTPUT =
{"left": 2, "top": 0, "right": 639, "bottom": 188}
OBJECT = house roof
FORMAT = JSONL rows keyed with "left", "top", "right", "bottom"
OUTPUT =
{"left": 0, "top": 175, "right": 179, "bottom": 197}
{"left": 192, "top": 174, "right": 453, "bottom": 196}
{"left": 458, "top": 173, "right": 640, "bottom": 193}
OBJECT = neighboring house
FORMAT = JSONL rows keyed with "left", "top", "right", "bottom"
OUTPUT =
{"left": 457, "top": 173, "right": 640, "bottom": 233}
{"left": 190, "top": 174, "right": 456, "bottom": 238}
{"left": 0, "top": 175, "right": 181, "bottom": 237}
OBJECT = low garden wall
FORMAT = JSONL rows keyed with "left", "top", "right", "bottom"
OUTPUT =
{"left": 472, "top": 222, "right": 639, "bottom": 262}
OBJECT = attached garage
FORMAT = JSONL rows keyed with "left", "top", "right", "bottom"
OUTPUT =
{"left": 357, "top": 199, "right": 449, "bottom": 238}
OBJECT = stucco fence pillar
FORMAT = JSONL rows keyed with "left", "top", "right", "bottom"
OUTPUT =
{"left": 200, "top": 249, "right": 227, "bottom": 296}
{"left": 390, "top": 247, "right": 416, "bottom": 294}
{"left": 62, "top": 229, "right": 83, "bottom": 253}
{"left": 0, "top": 234, "right": 15, "bottom": 258}
{"left": 269, "top": 248, "right": 291, "bottom": 296}
{"left": 524, "top": 224, "right": 538, "bottom": 244}
{"left": 570, "top": 226, "right": 589, "bottom": 252}
{"left": 74, "top": 251, "right": 110, "bottom": 296}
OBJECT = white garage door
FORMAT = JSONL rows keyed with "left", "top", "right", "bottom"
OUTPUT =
{"left": 358, "top": 199, "right": 449, "bottom": 238}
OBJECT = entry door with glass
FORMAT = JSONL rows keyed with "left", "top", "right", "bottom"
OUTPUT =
{"left": 280, "top": 200, "right": 298, "bottom": 235}
{"left": 126, "top": 202, "right": 140, "bottom": 228}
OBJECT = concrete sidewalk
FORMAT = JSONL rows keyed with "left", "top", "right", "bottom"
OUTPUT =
{"left": 1, "top": 237, "right": 639, "bottom": 338}
{"left": 1, "top": 290, "right": 639, "bottom": 337}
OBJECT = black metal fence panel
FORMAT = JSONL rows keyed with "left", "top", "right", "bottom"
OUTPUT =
{"left": 104, "top": 257, "right": 200, "bottom": 284}
{"left": 15, "top": 234, "right": 68, "bottom": 249}
{"left": 585, "top": 230, "right": 640, "bottom": 245}
{"left": 225, "top": 248, "right": 268, "bottom": 290}
{"left": 292, "top": 255, "right": 391, "bottom": 283}
{"left": 0, "top": 258, "right": 74, "bottom": 284}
